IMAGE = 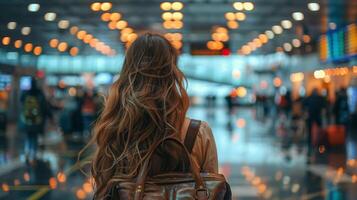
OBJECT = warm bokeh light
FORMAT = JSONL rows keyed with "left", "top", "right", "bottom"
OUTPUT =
{"left": 1, "top": 183, "right": 9, "bottom": 192}
{"left": 84, "top": 34, "right": 93, "bottom": 43}
{"left": 273, "top": 77, "right": 282, "bottom": 87}
{"left": 303, "top": 35, "right": 311, "bottom": 43}
{"left": 69, "top": 47, "right": 79, "bottom": 56}
{"left": 101, "top": 2, "right": 112, "bottom": 11}
{"left": 70, "top": 26, "right": 79, "bottom": 35}
{"left": 160, "top": 2, "right": 171, "bottom": 11}
{"left": 225, "top": 12, "right": 235, "bottom": 21}
{"left": 24, "top": 43, "right": 33, "bottom": 52}
{"left": 290, "top": 72, "right": 304, "bottom": 82}
{"left": 121, "top": 27, "right": 133, "bottom": 35}
{"left": 110, "top": 12, "right": 121, "bottom": 21}
{"left": 235, "top": 12, "right": 246, "bottom": 21}
{"left": 33, "top": 46, "right": 42, "bottom": 56}
{"left": 108, "top": 21, "right": 117, "bottom": 30}
{"left": 57, "top": 172, "right": 67, "bottom": 183}
{"left": 58, "top": 20, "right": 70, "bottom": 29}
{"left": 116, "top": 20, "right": 128, "bottom": 29}
{"left": 14, "top": 39, "right": 22, "bottom": 48}
{"left": 236, "top": 87, "right": 247, "bottom": 98}
{"left": 172, "top": 12, "right": 183, "bottom": 20}
{"left": 49, "top": 177, "right": 57, "bottom": 189}
{"left": 243, "top": 2, "right": 254, "bottom": 11}
{"left": 233, "top": 2, "right": 244, "bottom": 10}
{"left": 162, "top": 12, "right": 173, "bottom": 21}
{"left": 77, "top": 30, "right": 87, "bottom": 39}
{"left": 227, "top": 20, "right": 239, "bottom": 29}
{"left": 49, "top": 38, "right": 59, "bottom": 48}
{"left": 258, "top": 34, "right": 268, "bottom": 43}
{"left": 171, "top": 2, "right": 183, "bottom": 10}
{"left": 91, "top": 2, "right": 101, "bottom": 11}
{"left": 57, "top": 42, "right": 68, "bottom": 52}
{"left": 101, "top": 12, "right": 111, "bottom": 22}
{"left": 76, "top": 189, "right": 86, "bottom": 199}
{"left": 2, "top": 36, "right": 10, "bottom": 45}
{"left": 83, "top": 182, "right": 93, "bottom": 193}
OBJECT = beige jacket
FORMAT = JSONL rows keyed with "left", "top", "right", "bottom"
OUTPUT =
{"left": 179, "top": 119, "right": 218, "bottom": 173}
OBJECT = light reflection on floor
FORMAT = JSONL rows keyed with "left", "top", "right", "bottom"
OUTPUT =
{"left": 0, "top": 106, "right": 356, "bottom": 199}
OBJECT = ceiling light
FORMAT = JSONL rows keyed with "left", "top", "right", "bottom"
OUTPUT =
{"left": 70, "top": 47, "right": 79, "bottom": 56}
{"left": 14, "top": 40, "right": 22, "bottom": 48}
{"left": 58, "top": 20, "right": 70, "bottom": 29}
{"left": 21, "top": 27, "right": 31, "bottom": 35}
{"left": 28, "top": 3, "right": 40, "bottom": 12}
{"left": 101, "top": 13, "right": 111, "bottom": 21}
{"left": 44, "top": 12, "right": 57, "bottom": 21}
{"left": 235, "top": 12, "right": 246, "bottom": 21}
{"left": 172, "top": 12, "right": 183, "bottom": 20}
{"left": 292, "top": 39, "right": 301, "bottom": 47}
{"left": 227, "top": 20, "right": 239, "bottom": 29}
{"left": 70, "top": 26, "right": 79, "bottom": 35}
{"left": 281, "top": 20, "right": 292, "bottom": 29}
{"left": 272, "top": 25, "right": 283, "bottom": 34}
{"left": 292, "top": 12, "right": 304, "bottom": 21}
{"left": 259, "top": 34, "right": 268, "bottom": 43}
{"left": 58, "top": 42, "right": 68, "bottom": 52}
{"left": 162, "top": 12, "right": 173, "bottom": 20}
{"left": 265, "top": 30, "right": 274, "bottom": 39}
{"left": 116, "top": 20, "right": 128, "bottom": 29}
{"left": 171, "top": 2, "right": 183, "bottom": 11}
{"left": 7, "top": 22, "right": 16, "bottom": 30}
{"left": 110, "top": 13, "right": 121, "bottom": 21}
{"left": 225, "top": 12, "right": 235, "bottom": 21}
{"left": 308, "top": 2, "right": 320, "bottom": 11}
{"left": 77, "top": 31, "right": 87, "bottom": 40}
{"left": 24, "top": 43, "right": 33, "bottom": 52}
{"left": 33, "top": 46, "right": 42, "bottom": 56}
{"left": 243, "top": 2, "right": 254, "bottom": 11}
{"left": 2, "top": 37, "right": 11, "bottom": 45}
{"left": 233, "top": 2, "right": 244, "bottom": 11}
{"left": 49, "top": 39, "right": 59, "bottom": 48}
{"left": 283, "top": 43, "right": 292, "bottom": 52}
{"left": 303, "top": 35, "right": 311, "bottom": 43}
{"left": 160, "top": 2, "right": 171, "bottom": 11}
{"left": 91, "top": 2, "right": 101, "bottom": 11}
{"left": 101, "top": 2, "right": 112, "bottom": 11}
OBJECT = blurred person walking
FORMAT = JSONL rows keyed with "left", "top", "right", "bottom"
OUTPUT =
{"left": 303, "top": 88, "right": 327, "bottom": 155}
{"left": 86, "top": 33, "right": 230, "bottom": 199}
{"left": 20, "top": 77, "right": 52, "bottom": 163}
{"left": 333, "top": 88, "right": 349, "bottom": 127}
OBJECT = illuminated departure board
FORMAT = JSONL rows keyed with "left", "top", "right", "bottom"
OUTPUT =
{"left": 319, "top": 23, "right": 357, "bottom": 62}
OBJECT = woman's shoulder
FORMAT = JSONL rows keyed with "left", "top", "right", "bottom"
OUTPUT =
{"left": 181, "top": 118, "right": 214, "bottom": 141}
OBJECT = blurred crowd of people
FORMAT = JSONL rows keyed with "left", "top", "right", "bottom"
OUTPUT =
{"left": 18, "top": 77, "right": 103, "bottom": 163}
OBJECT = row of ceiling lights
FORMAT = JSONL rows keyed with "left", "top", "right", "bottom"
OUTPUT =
{"left": 70, "top": 27, "right": 116, "bottom": 56}
{"left": 1, "top": 36, "right": 42, "bottom": 56}
{"left": 49, "top": 39, "right": 79, "bottom": 56}
{"left": 91, "top": 3, "right": 137, "bottom": 47}
{"left": 207, "top": 27, "right": 229, "bottom": 51}
{"left": 160, "top": 2, "right": 184, "bottom": 30}
{"left": 164, "top": 33, "right": 183, "bottom": 50}
{"left": 276, "top": 35, "right": 311, "bottom": 53}
{"left": 225, "top": 2, "right": 254, "bottom": 29}
{"left": 238, "top": 1, "right": 319, "bottom": 55}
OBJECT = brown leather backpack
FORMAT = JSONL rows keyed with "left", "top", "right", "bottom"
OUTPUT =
{"left": 104, "top": 120, "right": 232, "bottom": 200}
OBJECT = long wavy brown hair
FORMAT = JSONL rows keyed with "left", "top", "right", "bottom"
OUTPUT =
{"left": 90, "top": 33, "right": 189, "bottom": 198}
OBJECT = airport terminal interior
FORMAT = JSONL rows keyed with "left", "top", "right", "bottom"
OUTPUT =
{"left": 1, "top": 0, "right": 357, "bottom": 199}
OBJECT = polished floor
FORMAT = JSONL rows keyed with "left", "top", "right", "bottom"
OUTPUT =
{"left": 0, "top": 106, "right": 357, "bottom": 200}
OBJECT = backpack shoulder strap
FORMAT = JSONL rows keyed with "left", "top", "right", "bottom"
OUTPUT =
{"left": 184, "top": 119, "right": 201, "bottom": 153}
